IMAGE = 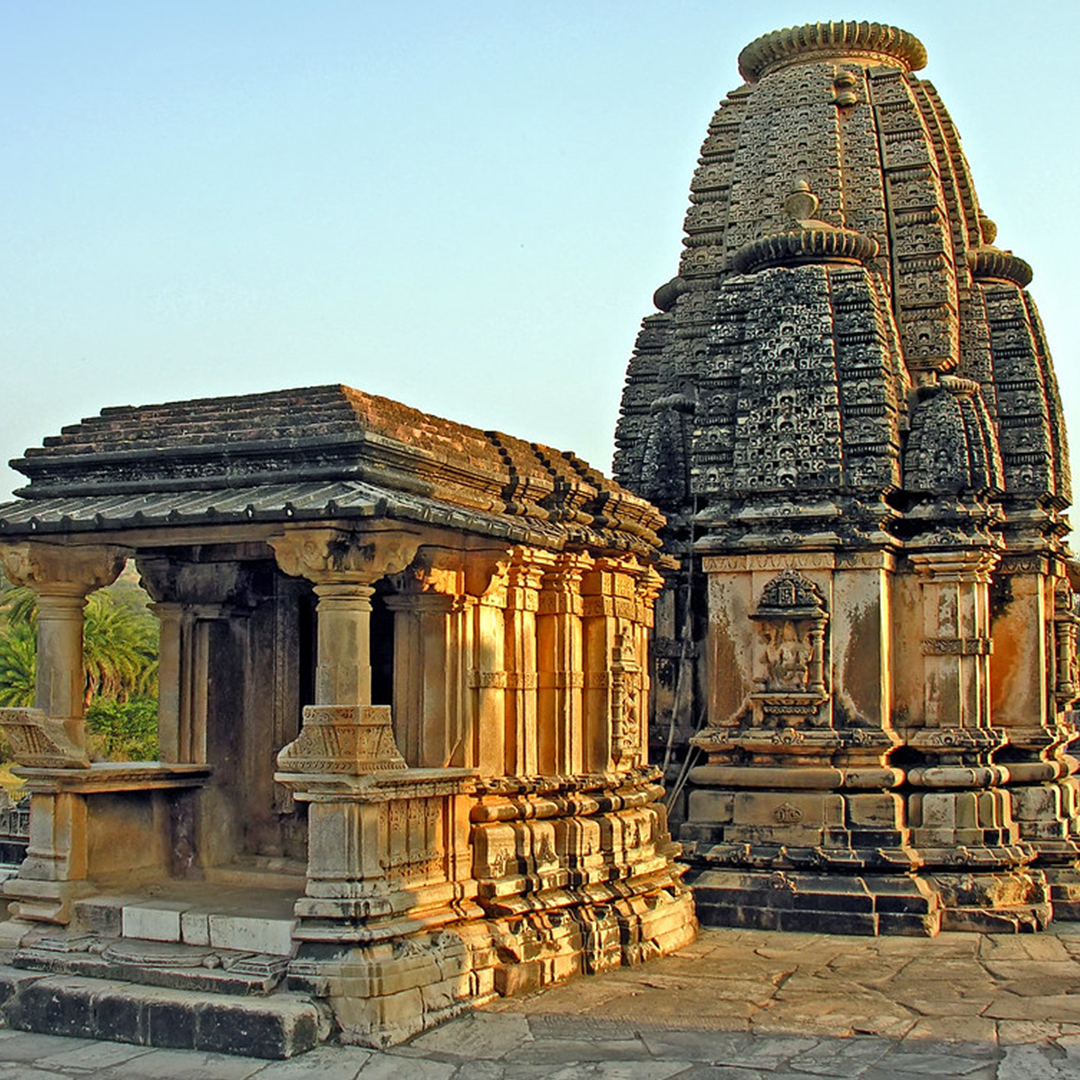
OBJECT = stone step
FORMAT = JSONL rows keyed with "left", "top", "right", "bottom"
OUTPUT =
{"left": 13, "top": 932, "right": 290, "bottom": 996}
{"left": 75, "top": 890, "right": 299, "bottom": 956}
{"left": 0, "top": 966, "right": 328, "bottom": 1059}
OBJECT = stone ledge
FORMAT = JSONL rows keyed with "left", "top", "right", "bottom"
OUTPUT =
{"left": 15, "top": 762, "right": 211, "bottom": 794}
{"left": 0, "top": 967, "right": 327, "bottom": 1059}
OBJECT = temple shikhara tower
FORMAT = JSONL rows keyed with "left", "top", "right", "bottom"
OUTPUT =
{"left": 615, "top": 21, "right": 1079, "bottom": 934}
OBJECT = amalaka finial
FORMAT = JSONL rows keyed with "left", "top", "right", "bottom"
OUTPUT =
{"left": 784, "top": 182, "right": 820, "bottom": 224}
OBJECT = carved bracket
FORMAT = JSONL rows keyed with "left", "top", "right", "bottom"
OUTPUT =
{"left": 0, "top": 542, "right": 129, "bottom": 596}
{"left": 269, "top": 527, "right": 422, "bottom": 586}
{"left": 0, "top": 708, "right": 91, "bottom": 769}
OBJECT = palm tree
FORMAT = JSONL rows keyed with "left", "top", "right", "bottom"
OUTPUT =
{"left": 0, "top": 622, "right": 35, "bottom": 707}
{"left": 0, "top": 572, "right": 159, "bottom": 710}
{"left": 82, "top": 592, "right": 159, "bottom": 706}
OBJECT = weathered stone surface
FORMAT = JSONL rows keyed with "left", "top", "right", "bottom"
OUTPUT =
{"left": 0, "top": 971, "right": 325, "bottom": 1059}
{"left": 0, "top": 377, "right": 692, "bottom": 1052}
{"left": 8, "top": 927, "right": 1080, "bottom": 1080}
{"left": 614, "top": 18, "right": 1079, "bottom": 936}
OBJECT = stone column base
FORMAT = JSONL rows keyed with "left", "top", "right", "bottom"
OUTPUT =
{"left": 287, "top": 883, "right": 696, "bottom": 1048}
{"left": 1043, "top": 866, "right": 1080, "bottom": 921}
{"left": 688, "top": 865, "right": 1051, "bottom": 936}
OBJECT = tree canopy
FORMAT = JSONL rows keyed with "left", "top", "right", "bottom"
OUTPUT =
{"left": 0, "top": 564, "right": 160, "bottom": 761}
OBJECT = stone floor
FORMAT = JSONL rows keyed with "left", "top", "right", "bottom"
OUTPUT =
{"left": 4, "top": 924, "right": 1080, "bottom": 1078}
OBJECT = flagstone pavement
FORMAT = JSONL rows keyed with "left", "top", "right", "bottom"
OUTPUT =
{"left": 3, "top": 924, "right": 1080, "bottom": 1078}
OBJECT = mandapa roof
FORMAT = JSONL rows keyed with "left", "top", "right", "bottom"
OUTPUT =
{"left": 0, "top": 384, "right": 663, "bottom": 555}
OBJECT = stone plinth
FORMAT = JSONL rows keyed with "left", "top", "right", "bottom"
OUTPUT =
{"left": 275, "top": 704, "right": 693, "bottom": 1045}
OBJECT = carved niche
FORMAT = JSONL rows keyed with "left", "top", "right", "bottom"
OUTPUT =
{"left": 750, "top": 569, "right": 829, "bottom": 726}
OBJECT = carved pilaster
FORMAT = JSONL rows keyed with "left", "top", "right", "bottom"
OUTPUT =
{"left": 909, "top": 549, "right": 999, "bottom": 731}
{"left": 503, "top": 548, "right": 554, "bottom": 775}
{"left": 537, "top": 553, "right": 591, "bottom": 774}
{"left": 385, "top": 574, "right": 467, "bottom": 768}
{"left": 1054, "top": 579, "right": 1079, "bottom": 712}
{"left": 468, "top": 558, "right": 509, "bottom": 776}
{"left": 580, "top": 557, "right": 646, "bottom": 772}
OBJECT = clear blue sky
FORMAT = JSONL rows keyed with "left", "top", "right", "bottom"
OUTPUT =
{"left": 3, "top": 1, "right": 1078, "bottom": 507}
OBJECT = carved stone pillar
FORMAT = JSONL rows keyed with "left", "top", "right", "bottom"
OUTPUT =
{"left": 0, "top": 542, "right": 128, "bottom": 751}
{"left": 312, "top": 582, "right": 376, "bottom": 706}
{"left": 138, "top": 558, "right": 249, "bottom": 764}
{"left": 537, "top": 554, "right": 590, "bottom": 775}
{"left": 503, "top": 548, "right": 553, "bottom": 776}
{"left": 270, "top": 528, "right": 421, "bottom": 707}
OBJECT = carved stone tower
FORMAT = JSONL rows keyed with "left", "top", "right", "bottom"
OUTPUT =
{"left": 615, "top": 21, "right": 1078, "bottom": 933}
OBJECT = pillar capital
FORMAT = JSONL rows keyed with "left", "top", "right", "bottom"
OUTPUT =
{"left": 0, "top": 542, "right": 129, "bottom": 597}
{"left": 136, "top": 556, "right": 260, "bottom": 609}
{"left": 269, "top": 527, "right": 422, "bottom": 587}
{"left": 270, "top": 527, "right": 422, "bottom": 708}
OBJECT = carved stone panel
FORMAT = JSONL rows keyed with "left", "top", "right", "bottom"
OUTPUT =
{"left": 750, "top": 570, "right": 830, "bottom": 726}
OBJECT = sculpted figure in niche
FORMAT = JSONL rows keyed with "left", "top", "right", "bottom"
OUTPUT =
{"left": 749, "top": 570, "right": 830, "bottom": 724}
{"left": 763, "top": 621, "right": 813, "bottom": 691}
{"left": 777, "top": 445, "right": 797, "bottom": 487}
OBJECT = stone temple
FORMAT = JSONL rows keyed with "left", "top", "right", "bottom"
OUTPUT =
{"left": 0, "top": 387, "right": 693, "bottom": 1054}
{"left": 0, "top": 13, "right": 1075, "bottom": 1063}
{"left": 615, "top": 21, "right": 1078, "bottom": 934}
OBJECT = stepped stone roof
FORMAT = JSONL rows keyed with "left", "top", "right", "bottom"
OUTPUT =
{"left": 0, "top": 384, "right": 662, "bottom": 554}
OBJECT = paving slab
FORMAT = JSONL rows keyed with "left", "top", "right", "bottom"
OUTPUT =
{"left": 0, "top": 1032, "right": 97, "bottom": 1063}
{"left": 10, "top": 926, "right": 1080, "bottom": 1077}
{"left": 784, "top": 1035, "right": 892, "bottom": 1076}
{"left": 98, "top": 1047, "right": 267, "bottom": 1080}
{"left": 248, "top": 1046, "right": 372, "bottom": 1080}
{"left": 406, "top": 1013, "right": 532, "bottom": 1059}
{"left": 535, "top": 1064, "right": 692, "bottom": 1080}
{"left": 996, "top": 1043, "right": 1075, "bottom": 1080}
{"left": 36, "top": 1040, "right": 156, "bottom": 1071}
{"left": 355, "top": 1055, "right": 455, "bottom": 1080}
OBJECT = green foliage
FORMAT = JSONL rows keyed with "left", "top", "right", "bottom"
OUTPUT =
{"left": 0, "top": 621, "right": 35, "bottom": 707}
{"left": 0, "top": 564, "right": 161, "bottom": 760}
{"left": 82, "top": 590, "right": 159, "bottom": 704}
{"left": 85, "top": 696, "right": 159, "bottom": 762}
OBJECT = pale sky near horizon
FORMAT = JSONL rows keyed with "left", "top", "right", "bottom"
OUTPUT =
{"left": 3, "top": 2, "right": 1078, "bottom": 510}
